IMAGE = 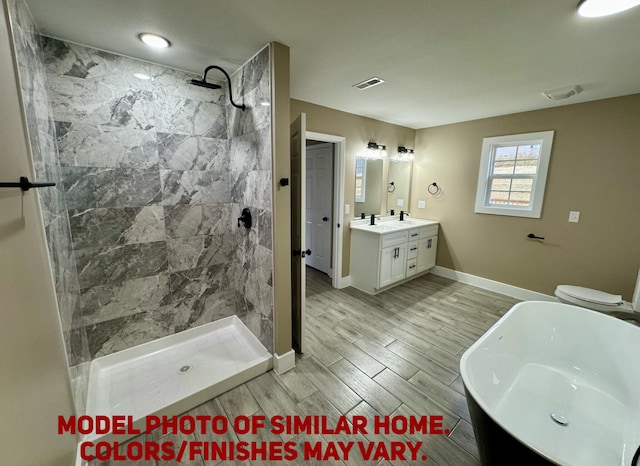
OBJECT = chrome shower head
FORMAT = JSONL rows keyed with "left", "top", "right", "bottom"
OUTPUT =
{"left": 189, "top": 79, "right": 222, "bottom": 90}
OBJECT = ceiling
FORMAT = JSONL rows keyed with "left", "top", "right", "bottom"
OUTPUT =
{"left": 24, "top": 0, "right": 640, "bottom": 129}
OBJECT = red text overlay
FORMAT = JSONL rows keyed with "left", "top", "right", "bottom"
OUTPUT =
{"left": 60, "top": 414, "right": 449, "bottom": 462}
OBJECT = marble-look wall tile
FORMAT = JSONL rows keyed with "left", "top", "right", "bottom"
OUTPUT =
{"left": 56, "top": 122, "right": 159, "bottom": 168}
{"left": 33, "top": 161, "right": 65, "bottom": 226}
{"left": 75, "top": 241, "right": 168, "bottom": 290}
{"left": 154, "top": 290, "right": 236, "bottom": 334}
{"left": 167, "top": 234, "right": 232, "bottom": 272}
{"left": 47, "top": 73, "right": 154, "bottom": 130}
{"left": 242, "top": 170, "right": 273, "bottom": 211}
{"left": 227, "top": 86, "right": 271, "bottom": 138}
{"left": 41, "top": 37, "right": 153, "bottom": 90}
{"left": 80, "top": 273, "right": 171, "bottom": 325}
{"left": 62, "top": 166, "right": 162, "bottom": 209}
{"left": 69, "top": 206, "right": 165, "bottom": 249}
{"left": 257, "top": 209, "right": 272, "bottom": 250}
{"left": 169, "top": 263, "right": 231, "bottom": 303}
{"left": 148, "top": 65, "right": 226, "bottom": 104}
{"left": 7, "top": 0, "right": 91, "bottom": 413}
{"left": 37, "top": 32, "right": 274, "bottom": 357}
{"left": 44, "top": 214, "right": 76, "bottom": 300}
{"left": 87, "top": 311, "right": 172, "bottom": 358}
{"left": 154, "top": 94, "right": 226, "bottom": 138}
{"left": 164, "top": 204, "right": 231, "bottom": 239}
{"left": 160, "top": 169, "right": 229, "bottom": 205}
{"left": 256, "top": 126, "right": 272, "bottom": 171}
{"left": 229, "top": 133, "right": 258, "bottom": 187}
{"left": 158, "top": 133, "right": 228, "bottom": 171}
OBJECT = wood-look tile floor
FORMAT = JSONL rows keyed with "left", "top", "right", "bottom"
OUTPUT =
{"left": 91, "top": 268, "right": 520, "bottom": 466}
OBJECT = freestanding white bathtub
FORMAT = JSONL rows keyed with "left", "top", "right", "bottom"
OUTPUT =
{"left": 461, "top": 301, "right": 640, "bottom": 466}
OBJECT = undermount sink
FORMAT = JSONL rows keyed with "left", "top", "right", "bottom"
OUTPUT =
{"left": 365, "top": 223, "right": 403, "bottom": 233}
{"left": 350, "top": 217, "right": 439, "bottom": 235}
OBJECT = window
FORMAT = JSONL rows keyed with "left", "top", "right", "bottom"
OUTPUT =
{"left": 475, "top": 131, "right": 554, "bottom": 218}
{"left": 354, "top": 157, "right": 367, "bottom": 202}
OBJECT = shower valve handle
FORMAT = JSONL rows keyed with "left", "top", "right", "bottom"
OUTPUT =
{"left": 237, "top": 208, "right": 252, "bottom": 229}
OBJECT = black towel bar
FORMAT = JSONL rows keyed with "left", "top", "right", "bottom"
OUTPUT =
{"left": 0, "top": 176, "right": 56, "bottom": 191}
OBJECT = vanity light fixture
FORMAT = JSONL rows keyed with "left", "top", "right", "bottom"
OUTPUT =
{"left": 577, "top": 0, "right": 640, "bottom": 17}
{"left": 138, "top": 33, "right": 171, "bottom": 49}
{"left": 390, "top": 146, "right": 415, "bottom": 162}
{"left": 359, "top": 141, "right": 387, "bottom": 160}
{"left": 542, "top": 85, "right": 581, "bottom": 100}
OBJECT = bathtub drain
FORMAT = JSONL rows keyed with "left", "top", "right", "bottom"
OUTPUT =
{"left": 178, "top": 365, "right": 193, "bottom": 374}
{"left": 550, "top": 412, "right": 568, "bottom": 426}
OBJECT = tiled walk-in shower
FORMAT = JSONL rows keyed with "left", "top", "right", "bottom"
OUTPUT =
{"left": 7, "top": 0, "right": 275, "bottom": 424}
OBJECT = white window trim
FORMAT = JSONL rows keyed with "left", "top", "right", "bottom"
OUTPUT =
{"left": 474, "top": 130, "right": 554, "bottom": 218}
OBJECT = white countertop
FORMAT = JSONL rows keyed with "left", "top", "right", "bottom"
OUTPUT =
{"left": 350, "top": 216, "right": 439, "bottom": 235}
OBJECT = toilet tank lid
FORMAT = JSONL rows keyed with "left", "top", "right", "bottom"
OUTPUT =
{"left": 556, "top": 285, "right": 623, "bottom": 305}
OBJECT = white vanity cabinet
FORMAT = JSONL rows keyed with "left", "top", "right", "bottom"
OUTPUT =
{"left": 415, "top": 224, "right": 438, "bottom": 273}
{"left": 378, "top": 232, "right": 408, "bottom": 288}
{"left": 350, "top": 219, "right": 439, "bottom": 295}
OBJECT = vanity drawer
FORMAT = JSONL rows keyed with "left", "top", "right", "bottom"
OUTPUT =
{"left": 408, "top": 228, "right": 421, "bottom": 241}
{"left": 381, "top": 231, "right": 408, "bottom": 248}
{"left": 418, "top": 224, "right": 439, "bottom": 238}
{"left": 406, "top": 258, "right": 418, "bottom": 277}
{"left": 407, "top": 241, "right": 419, "bottom": 259}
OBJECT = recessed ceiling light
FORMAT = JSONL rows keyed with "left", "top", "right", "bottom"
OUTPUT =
{"left": 133, "top": 72, "right": 152, "bottom": 80}
{"left": 577, "top": 0, "right": 640, "bottom": 17}
{"left": 138, "top": 33, "right": 171, "bottom": 49}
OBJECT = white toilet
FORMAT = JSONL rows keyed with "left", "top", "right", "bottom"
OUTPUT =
{"left": 555, "top": 269, "right": 640, "bottom": 317}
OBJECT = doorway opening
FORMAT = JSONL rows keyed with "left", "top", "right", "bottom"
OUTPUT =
{"left": 290, "top": 115, "right": 345, "bottom": 354}
{"left": 305, "top": 131, "right": 346, "bottom": 290}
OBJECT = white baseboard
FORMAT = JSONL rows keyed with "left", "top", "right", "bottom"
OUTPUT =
{"left": 336, "top": 275, "right": 351, "bottom": 289}
{"left": 431, "top": 266, "right": 555, "bottom": 302}
{"left": 272, "top": 350, "right": 296, "bottom": 374}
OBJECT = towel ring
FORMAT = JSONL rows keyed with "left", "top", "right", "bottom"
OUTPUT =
{"left": 388, "top": 181, "right": 396, "bottom": 193}
{"left": 428, "top": 182, "right": 440, "bottom": 195}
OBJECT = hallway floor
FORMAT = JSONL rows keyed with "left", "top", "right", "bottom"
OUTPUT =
{"left": 91, "top": 269, "right": 520, "bottom": 465}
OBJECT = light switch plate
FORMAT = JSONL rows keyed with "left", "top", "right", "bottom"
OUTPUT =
{"left": 568, "top": 211, "right": 580, "bottom": 223}
{"left": 397, "top": 199, "right": 404, "bottom": 206}
{"left": 418, "top": 200, "right": 426, "bottom": 209}
{"left": 344, "top": 204, "right": 350, "bottom": 215}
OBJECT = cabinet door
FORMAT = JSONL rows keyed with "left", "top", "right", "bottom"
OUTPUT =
{"left": 417, "top": 236, "right": 437, "bottom": 272}
{"left": 379, "top": 244, "right": 407, "bottom": 288}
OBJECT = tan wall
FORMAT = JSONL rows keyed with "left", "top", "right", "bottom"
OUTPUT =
{"left": 271, "top": 42, "right": 292, "bottom": 355}
{"left": 0, "top": 3, "right": 77, "bottom": 463}
{"left": 412, "top": 94, "right": 640, "bottom": 299}
{"left": 290, "top": 99, "right": 415, "bottom": 277}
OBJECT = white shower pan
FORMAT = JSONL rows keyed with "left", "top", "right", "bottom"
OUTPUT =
{"left": 84, "top": 315, "right": 271, "bottom": 443}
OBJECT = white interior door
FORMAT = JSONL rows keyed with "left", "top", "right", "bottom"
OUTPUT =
{"left": 290, "top": 113, "right": 306, "bottom": 353}
{"left": 305, "top": 142, "right": 333, "bottom": 276}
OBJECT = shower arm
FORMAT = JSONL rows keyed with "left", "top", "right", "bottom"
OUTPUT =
{"left": 200, "top": 65, "right": 246, "bottom": 111}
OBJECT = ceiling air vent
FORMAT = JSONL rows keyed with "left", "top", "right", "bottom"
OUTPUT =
{"left": 353, "top": 76, "right": 385, "bottom": 90}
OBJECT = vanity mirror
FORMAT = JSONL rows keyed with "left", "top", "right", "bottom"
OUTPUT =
{"left": 354, "top": 156, "right": 384, "bottom": 218}
{"left": 387, "top": 158, "right": 413, "bottom": 213}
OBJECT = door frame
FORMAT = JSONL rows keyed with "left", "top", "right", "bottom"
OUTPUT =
{"left": 306, "top": 131, "right": 346, "bottom": 289}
